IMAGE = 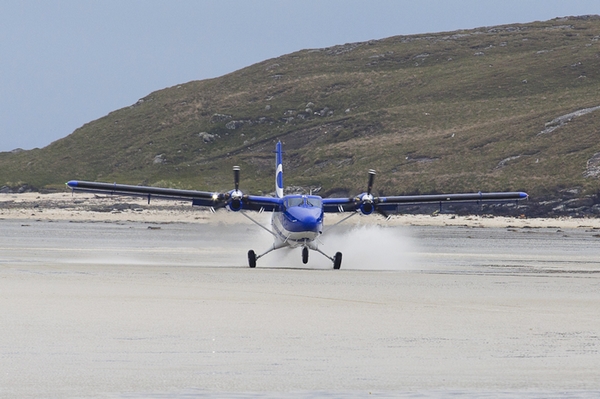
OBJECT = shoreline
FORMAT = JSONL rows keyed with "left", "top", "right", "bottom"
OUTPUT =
{"left": 2, "top": 192, "right": 600, "bottom": 229}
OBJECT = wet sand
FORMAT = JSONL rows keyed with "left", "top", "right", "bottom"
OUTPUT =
{"left": 1, "top": 194, "right": 600, "bottom": 398}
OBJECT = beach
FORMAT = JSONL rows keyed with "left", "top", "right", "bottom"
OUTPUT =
{"left": 1, "top": 193, "right": 600, "bottom": 398}
{"left": 2, "top": 191, "right": 600, "bottom": 228}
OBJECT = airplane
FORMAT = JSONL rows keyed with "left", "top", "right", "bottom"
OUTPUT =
{"left": 66, "top": 141, "right": 528, "bottom": 269}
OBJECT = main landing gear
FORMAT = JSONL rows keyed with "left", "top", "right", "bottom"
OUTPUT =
{"left": 333, "top": 252, "right": 342, "bottom": 270}
{"left": 239, "top": 212, "right": 341, "bottom": 269}
{"left": 248, "top": 250, "right": 257, "bottom": 268}
{"left": 247, "top": 245, "right": 342, "bottom": 270}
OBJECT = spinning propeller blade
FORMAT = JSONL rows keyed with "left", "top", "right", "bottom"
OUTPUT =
{"left": 354, "top": 169, "right": 377, "bottom": 215}
{"left": 227, "top": 166, "right": 244, "bottom": 211}
{"left": 233, "top": 166, "right": 240, "bottom": 191}
{"left": 360, "top": 169, "right": 388, "bottom": 218}
{"left": 367, "top": 169, "right": 376, "bottom": 196}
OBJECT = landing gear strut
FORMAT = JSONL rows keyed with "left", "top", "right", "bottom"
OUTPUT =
{"left": 309, "top": 244, "right": 342, "bottom": 270}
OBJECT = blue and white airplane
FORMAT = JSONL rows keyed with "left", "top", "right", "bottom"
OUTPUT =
{"left": 67, "top": 141, "right": 528, "bottom": 269}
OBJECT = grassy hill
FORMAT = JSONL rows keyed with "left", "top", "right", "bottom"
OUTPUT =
{"left": 2, "top": 16, "right": 600, "bottom": 214}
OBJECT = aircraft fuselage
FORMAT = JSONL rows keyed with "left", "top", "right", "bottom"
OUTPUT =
{"left": 272, "top": 194, "right": 323, "bottom": 246}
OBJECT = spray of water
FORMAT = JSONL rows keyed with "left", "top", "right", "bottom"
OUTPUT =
{"left": 246, "top": 218, "right": 422, "bottom": 270}
{"left": 318, "top": 224, "right": 421, "bottom": 270}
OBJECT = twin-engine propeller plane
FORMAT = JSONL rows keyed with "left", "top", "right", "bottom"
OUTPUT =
{"left": 67, "top": 142, "right": 528, "bottom": 269}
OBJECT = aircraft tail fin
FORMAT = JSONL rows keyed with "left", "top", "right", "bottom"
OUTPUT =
{"left": 275, "top": 141, "right": 283, "bottom": 198}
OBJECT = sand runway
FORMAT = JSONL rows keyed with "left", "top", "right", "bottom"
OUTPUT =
{"left": 1, "top": 214, "right": 600, "bottom": 398}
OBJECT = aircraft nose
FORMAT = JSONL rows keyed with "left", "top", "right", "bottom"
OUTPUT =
{"left": 285, "top": 207, "right": 322, "bottom": 233}
{"left": 302, "top": 214, "right": 318, "bottom": 231}
{"left": 300, "top": 210, "right": 323, "bottom": 232}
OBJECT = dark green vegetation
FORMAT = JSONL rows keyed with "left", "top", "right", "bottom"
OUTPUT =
{"left": 2, "top": 16, "right": 600, "bottom": 211}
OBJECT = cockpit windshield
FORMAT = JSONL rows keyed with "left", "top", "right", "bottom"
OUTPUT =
{"left": 286, "top": 197, "right": 304, "bottom": 207}
{"left": 284, "top": 195, "right": 322, "bottom": 208}
{"left": 306, "top": 196, "right": 322, "bottom": 207}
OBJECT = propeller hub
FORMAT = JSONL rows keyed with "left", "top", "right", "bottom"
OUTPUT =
{"left": 362, "top": 193, "right": 374, "bottom": 203}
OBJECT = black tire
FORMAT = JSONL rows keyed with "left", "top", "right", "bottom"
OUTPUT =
{"left": 248, "top": 250, "right": 257, "bottom": 268}
{"left": 302, "top": 247, "right": 309, "bottom": 264}
{"left": 333, "top": 252, "right": 342, "bottom": 270}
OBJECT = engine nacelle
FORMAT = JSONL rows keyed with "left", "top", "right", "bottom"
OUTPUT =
{"left": 227, "top": 190, "right": 244, "bottom": 212}
{"left": 359, "top": 201, "right": 374, "bottom": 215}
{"left": 357, "top": 193, "right": 375, "bottom": 215}
{"left": 229, "top": 198, "right": 243, "bottom": 211}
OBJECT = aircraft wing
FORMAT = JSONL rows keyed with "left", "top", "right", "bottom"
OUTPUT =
{"left": 322, "top": 198, "right": 357, "bottom": 213}
{"left": 239, "top": 195, "right": 282, "bottom": 212}
{"left": 66, "top": 180, "right": 282, "bottom": 211}
{"left": 67, "top": 180, "right": 216, "bottom": 201}
{"left": 375, "top": 191, "right": 527, "bottom": 212}
{"left": 323, "top": 191, "right": 528, "bottom": 213}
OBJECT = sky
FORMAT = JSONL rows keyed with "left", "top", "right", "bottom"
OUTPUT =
{"left": 1, "top": 1, "right": 600, "bottom": 152}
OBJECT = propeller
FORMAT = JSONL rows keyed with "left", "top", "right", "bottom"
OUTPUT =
{"left": 367, "top": 169, "right": 375, "bottom": 196}
{"left": 233, "top": 165, "right": 240, "bottom": 191}
{"left": 356, "top": 169, "right": 389, "bottom": 218}
{"left": 228, "top": 166, "right": 244, "bottom": 211}
{"left": 355, "top": 170, "right": 375, "bottom": 215}
{"left": 207, "top": 166, "right": 245, "bottom": 211}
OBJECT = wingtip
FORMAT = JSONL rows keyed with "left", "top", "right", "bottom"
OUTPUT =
{"left": 519, "top": 192, "right": 528, "bottom": 199}
{"left": 66, "top": 180, "right": 77, "bottom": 188}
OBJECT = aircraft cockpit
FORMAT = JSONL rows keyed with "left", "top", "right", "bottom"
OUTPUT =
{"left": 283, "top": 195, "right": 322, "bottom": 209}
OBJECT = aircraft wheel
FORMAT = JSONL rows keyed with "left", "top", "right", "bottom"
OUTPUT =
{"left": 302, "top": 247, "right": 309, "bottom": 264}
{"left": 248, "top": 250, "right": 257, "bottom": 268}
{"left": 333, "top": 252, "right": 342, "bottom": 270}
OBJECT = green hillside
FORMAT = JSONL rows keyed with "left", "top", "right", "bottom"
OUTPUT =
{"left": 2, "top": 16, "right": 600, "bottom": 213}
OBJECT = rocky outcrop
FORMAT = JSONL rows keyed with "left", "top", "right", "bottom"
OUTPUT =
{"left": 153, "top": 154, "right": 165, "bottom": 164}
{"left": 198, "top": 132, "right": 216, "bottom": 143}
{"left": 584, "top": 153, "right": 600, "bottom": 178}
{"left": 538, "top": 105, "right": 600, "bottom": 135}
{"left": 210, "top": 113, "right": 232, "bottom": 123}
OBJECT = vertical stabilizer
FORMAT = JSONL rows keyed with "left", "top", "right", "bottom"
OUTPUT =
{"left": 275, "top": 141, "right": 283, "bottom": 198}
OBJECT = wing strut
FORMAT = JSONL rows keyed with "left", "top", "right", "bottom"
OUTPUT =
{"left": 323, "top": 211, "right": 358, "bottom": 233}
{"left": 239, "top": 211, "right": 276, "bottom": 237}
